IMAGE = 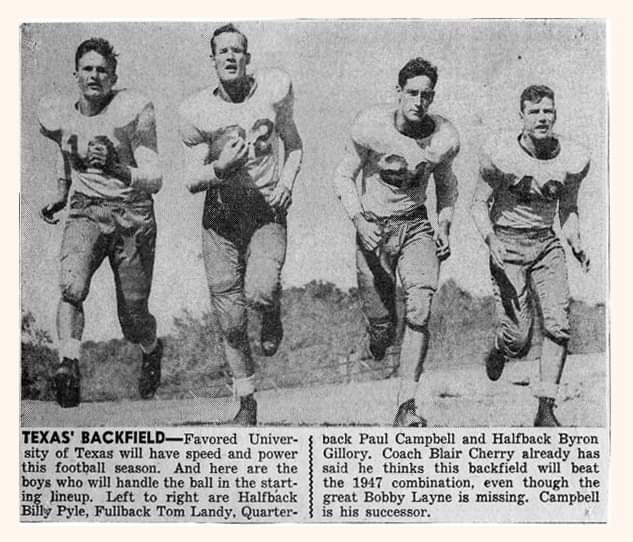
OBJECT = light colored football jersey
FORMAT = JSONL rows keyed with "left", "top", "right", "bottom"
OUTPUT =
{"left": 334, "top": 105, "right": 460, "bottom": 219}
{"left": 38, "top": 89, "right": 161, "bottom": 200}
{"left": 480, "top": 132, "right": 590, "bottom": 229}
{"left": 179, "top": 69, "right": 294, "bottom": 198}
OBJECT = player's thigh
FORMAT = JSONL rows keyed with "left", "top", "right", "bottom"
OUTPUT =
{"left": 530, "top": 242, "right": 570, "bottom": 333}
{"left": 396, "top": 229, "right": 438, "bottom": 326}
{"left": 201, "top": 225, "right": 244, "bottom": 295}
{"left": 356, "top": 241, "right": 397, "bottom": 319}
{"left": 244, "top": 222, "right": 286, "bottom": 298}
{"left": 490, "top": 259, "right": 533, "bottom": 322}
{"left": 397, "top": 228, "right": 439, "bottom": 291}
{"left": 110, "top": 206, "right": 157, "bottom": 304}
{"left": 59, "top": 213, "right": 107, "bottom": 302}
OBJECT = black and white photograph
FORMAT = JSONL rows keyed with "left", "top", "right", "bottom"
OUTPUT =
{"left": 19, "top": 19, "right": 609, "bottom": 523}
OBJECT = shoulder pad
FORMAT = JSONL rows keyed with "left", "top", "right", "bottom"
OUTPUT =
{"left": 351, "top": 104, "right": 392, "bottom": 147}
{"left": 430, "top": 114, "right": 460, "bottom": 157}
{"left": 557, "top": 135, "right": 591, "bottom": 175}
{"left": 37, "top": 94, "right": 69, "bottom": 133}
{"left": 178, "top": 87, "right": 213, "bottom": 122}
{"left": 257, "top": 68, "right": 292, "bottom": 105}
{"left": 109, "top": 89, "right": 153, "bottom": 124}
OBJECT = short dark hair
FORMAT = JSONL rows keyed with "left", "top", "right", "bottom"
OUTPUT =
{"left": 210, "top": 23, "right": 248, "bottom": 55}
{"left": 520, "top": 85, "right": 555, "bottom": 111}
{"left": 398, "top": 58, "right": 438, "bottom": 89}
{"left": 75, "top": 38, "right": 118, "bottom": 72}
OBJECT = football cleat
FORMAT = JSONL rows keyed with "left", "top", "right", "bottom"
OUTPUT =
{"left": 485, "top": 342, "right": 507, "bottom": 381}
{"left": 54, "top": 358, "right": 80, "bottom": 408}
{"left": 534, "top": 397, "right": 561, "bottom": 427}
{"left": 232, "top": 394, "right": 257, "bottom": 426}
{"left": 393, "top": 399, "right": 427, "bottom": 427}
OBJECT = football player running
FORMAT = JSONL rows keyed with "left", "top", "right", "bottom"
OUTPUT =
{"left": 38, "top": 38, "right": 163, "bottom": 407}
{"left": 333, "top": 58, "right": 460, "bottom": 426}
{"left": 471, "top": 85, "right": 591, "bottom": 426}
{"left": 179, "top": 24, "right": 303, "bottom": 425}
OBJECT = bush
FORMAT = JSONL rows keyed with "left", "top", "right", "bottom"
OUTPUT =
{"left": 21, "top": 281, "right": 606, "bottom": 402}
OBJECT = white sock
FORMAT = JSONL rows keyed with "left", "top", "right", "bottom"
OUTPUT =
{"left": 140, "top": 337, "right": 158, "bottom": 354}
{"left": 532, "top": 381, "right": 559, "bottom": 400}
{"left": 59, "top": 339, "right": 81, "bottom": 361}
{"left": 397, "top": 377, "right": 419, "bottom": 407}
{"left": 233, "top": 375, "right": 256, "bottom": 398}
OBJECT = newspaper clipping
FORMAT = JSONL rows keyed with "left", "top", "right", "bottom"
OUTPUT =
{"left": 20, "top": 19, "right": 608, "bottom": 523}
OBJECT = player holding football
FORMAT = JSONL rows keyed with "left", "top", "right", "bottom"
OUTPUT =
{"left": 471, "top": 85, "right": 591, "bottom": 426}
{"left": 38, "top": 38, "right": 164, "bottom": 407}
{"left": 179, "top": 24, "right": 303, "bottom": 425}
{"left": 333, "top": 58, "right": 459, "bottom": 427}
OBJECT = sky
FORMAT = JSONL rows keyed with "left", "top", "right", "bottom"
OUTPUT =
{"left": 20, "top": 20, "right": 607, "bottom": 342}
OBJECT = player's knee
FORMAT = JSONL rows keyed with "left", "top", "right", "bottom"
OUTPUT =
{"left": 368, "top": 316, "right": 395, "bottom": 344}
{"left": 542, "top": 319, "right": 570, "bottom": 345}
{"left": 405, "top": 286, "right": 434, "bottom": 329}
{"left": 245, "top": 287, "right": 274, "bottom": 311}
{"left": 502, "top": 326, "right": 531, "bottom": 358}
{"left": 224, "top": 324, "right": 248, "bottom": 350}
{"left": 60, "top": 281, "right": 89, "bottom": 306}
{"left": 207, "top": 275, "right": 241, "bottom": 297}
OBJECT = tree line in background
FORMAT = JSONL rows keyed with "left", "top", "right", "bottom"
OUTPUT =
{"left": 21, "top": 279, "right": 607, "bottom": 402}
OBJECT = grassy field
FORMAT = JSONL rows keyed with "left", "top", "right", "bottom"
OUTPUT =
{"left": 21, "top": 353, "right": 607, "bottom": 427}
{"left": 21, "top": 279, "right": 607, "bottom": 406}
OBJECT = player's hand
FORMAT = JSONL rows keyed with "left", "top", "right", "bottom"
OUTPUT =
{"left": 86, "top": 136, "right": 116, "bottom": 171}
{"left": 40, "top": 198, "right": 66, "bottom": 225}
{"left": 570, "top": 242, "right": 591, "bottom": 273}
{"left": 268, "top": 184, "right": 292, "bottom": 211}
{"left": 354, "top": 215, "right": 384, "bottom": 252}
{"left": 486, "top": 233, "right": 507, "bottom": 269}
{"left": 214, "top": 136, "right": 248, "bottom": 178}
{"left": 435, "top": 223, "right": 451, "bottom": 262}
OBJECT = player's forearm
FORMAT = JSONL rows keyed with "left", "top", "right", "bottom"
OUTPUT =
{"left": 333, "top": 161, "right": 363, "bottom": 220}
{"left": 184, "top": 163, "right": 227, "bottom": 194}
{"left": 437, "top": 209, "right": 454, "bottom": 232}
{"left": 471, "top": 198, "right": 495, "bottom": 242}
{"left": 561, "top": 211, "right": 581, "bottom": 246}
{"left": 128, "top": 147, "right": 163, "bottom": 193}
{"left": 278, "top": 148, "right": 303, "bottom": 192}
{"left": 55, "top": 177, "right": 71, "bottom": 204}
{"left": 435, "top": 170, "right": 458, "bottom": 225}
{"left": 470, "top": 173, "right": 496, "bottom": 242}
{"left": 129, "top": 165, "right": 162, "bottom": 193}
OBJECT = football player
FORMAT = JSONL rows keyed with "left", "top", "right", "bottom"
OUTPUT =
{"left": 471, "top": 85, "right": 591, "bottom": 426}
{"left": 179, "top": 24, "right": 303, "bottom": 425}
{"left": 333, "top": 58, "right": 460, "bottom": 426}
{"left": 38, "top": 38, "right": 163, "bottom": 407}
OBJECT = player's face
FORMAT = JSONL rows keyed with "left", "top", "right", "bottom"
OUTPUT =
{"left": 521, "top": 97, "right": 557, "bottom": 140}
{"left": 74, "top": 51, "right": 117, "bottom": 101}
{"left": 398, "top": 75, "right": 435, "bottom": 124}
{"left": 212, "top": 32, "right": 250, "bottom": 83}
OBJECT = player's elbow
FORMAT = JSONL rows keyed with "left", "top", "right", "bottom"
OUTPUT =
{"left": 145, "top": 167, "right": 163, "bottom": 193}
{"left": 184, "top": 172, "right": 207, "bottom": 194}
{"left": 284, "top": 134, "right": 303, "bottom": 154}
{"left": 131, "top": 165, "right": 163, "bottom": 194}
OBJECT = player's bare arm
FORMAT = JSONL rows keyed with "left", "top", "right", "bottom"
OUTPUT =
{"left": 333, "top": 140, "right": 383, "bottom": 251}
{"left": 471, "top": 161, "right": 506, "bottom": 269}
{"left": 560, "top": 163, "right": 591, "bottom": 272}
{"left": 41, "top": 151, "right": 71, "bottom": 225}
{"left": 101, "top": 102, "right": 162, "bottom": 192}
{"left": 268, "top": 87, "right": 303, "bottom": 211}
{"left": 182, "top": 140, "right": 248, "bottom": 194}
{"left": 432, "top": 148, "right": 459, "bottom": 261}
